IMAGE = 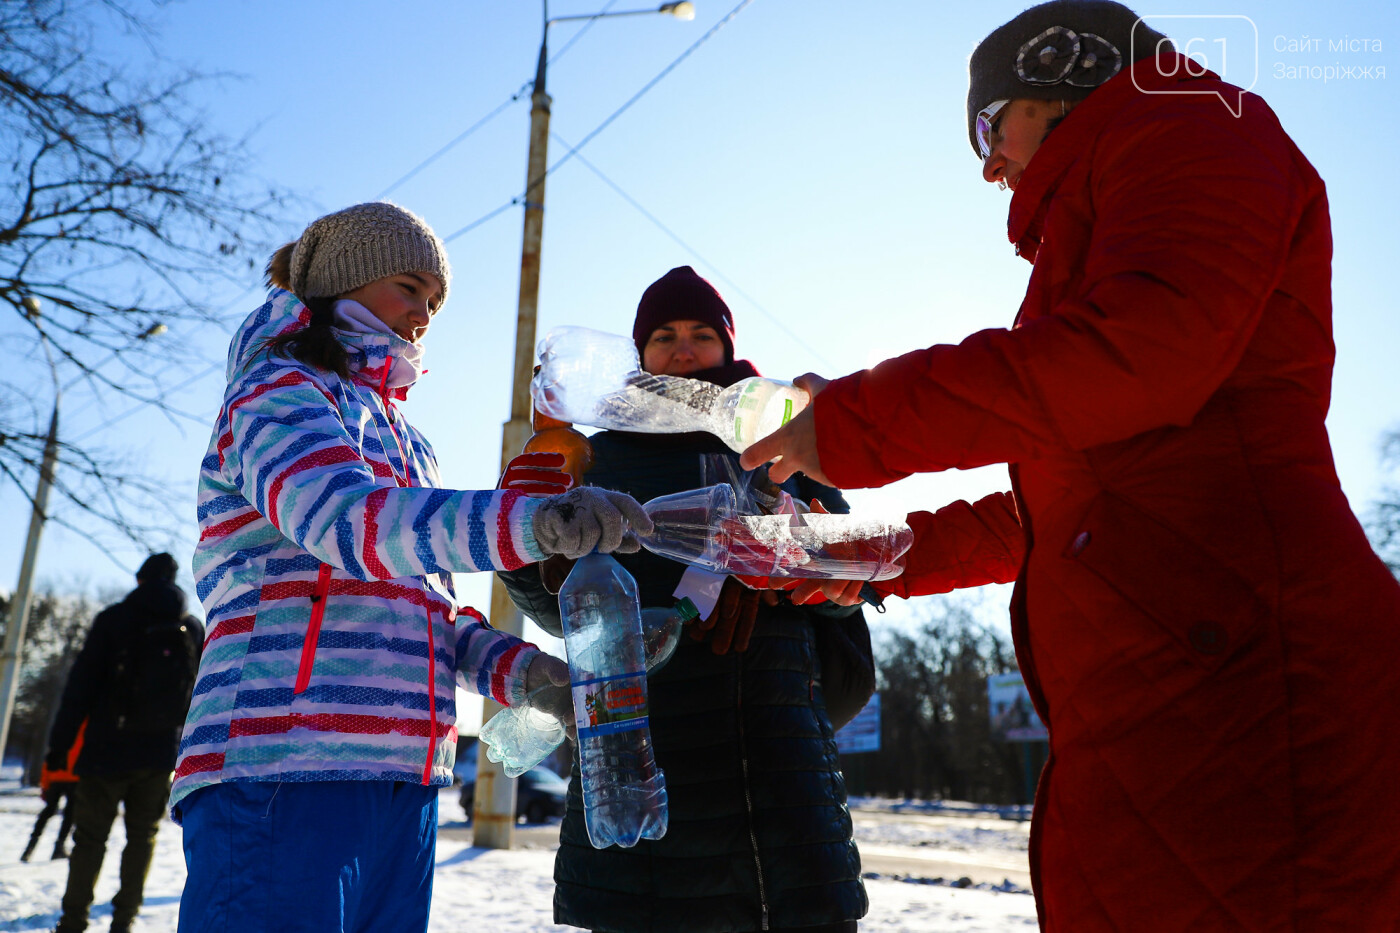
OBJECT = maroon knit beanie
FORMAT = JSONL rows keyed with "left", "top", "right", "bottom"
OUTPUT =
{"left": 632, "top": 266, "right": 735, "bottom": 364}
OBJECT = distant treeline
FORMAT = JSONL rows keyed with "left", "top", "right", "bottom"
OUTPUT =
{"left": 840, "top": 598, "right": 1037, "bottom": 805}
{"left": 0, "top": 590, "right": 98, "bottom": 784}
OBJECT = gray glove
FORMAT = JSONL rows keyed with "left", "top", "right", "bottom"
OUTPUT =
{"left": 532, "top": 487, "right": 654, "bottom": 559}
{"left": 524, "top": 653, "right": 575, "bottom": 741}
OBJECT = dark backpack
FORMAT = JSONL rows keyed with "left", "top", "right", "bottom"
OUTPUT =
{"left": 110, "top": 613, "right": 200, "bottom": 733}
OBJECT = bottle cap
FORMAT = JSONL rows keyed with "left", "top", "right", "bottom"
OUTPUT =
{"left": 673, "top": 597, "right": 700, "bottom": 624}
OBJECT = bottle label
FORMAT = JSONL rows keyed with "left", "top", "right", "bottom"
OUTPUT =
{"left": 780, "top": 398, "right": 794, "bottom": 427}
{"left": 733, "top": 380, "right": 768, "bottom": 444}
{"left": 572, "top": 670, "right": 650, "bottom": 739}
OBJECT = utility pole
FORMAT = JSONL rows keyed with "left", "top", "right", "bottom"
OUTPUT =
{"left": 0, "top": 395, "right": 59, "bottom": 763}
{"left": 473, "top": 38, "right": 553, "bottom": 852}
{"left": 470, "top": 1, "right": 696, "bottom": 850}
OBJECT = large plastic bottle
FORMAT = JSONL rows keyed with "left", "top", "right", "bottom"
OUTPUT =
{"left": 531, "top": 326, "right": 809, "bottom": 453}
{"left": 639, "top": 484, "right": 915, "bottom": 581}
{"left": 560, "top": 552, "right": 668, "bottom": 848}
{"left": 479, "top": 600, "right": 699, "bottom": 778}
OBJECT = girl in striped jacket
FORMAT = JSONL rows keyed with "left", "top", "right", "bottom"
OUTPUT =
{"left": 175, "top": 202, "right": 648, "bottom": 933}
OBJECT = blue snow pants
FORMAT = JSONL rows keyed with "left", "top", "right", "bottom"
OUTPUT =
{"left": 176, "top": 780, "right": 438, "bottom": 933}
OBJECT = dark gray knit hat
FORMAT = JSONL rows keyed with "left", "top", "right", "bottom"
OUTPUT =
{"left": 967, "top": 1, "right": 1173, "bottom": 156}
{"left": 288, "top": 202, "right": 450, "bottom": 304}
{"left": 137, "top": 552, "right": 179, "bottom": 583}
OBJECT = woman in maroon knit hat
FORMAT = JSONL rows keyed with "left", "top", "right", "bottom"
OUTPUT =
{"left": 498, "top": 266, "right": 873, "bottom": 933}
{"left": 631, "top": 265, "right": 736, "bottom": 365}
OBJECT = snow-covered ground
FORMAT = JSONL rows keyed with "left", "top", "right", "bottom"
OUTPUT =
{"left": 0, "top": 779, "right": 1036, "bottom": 932}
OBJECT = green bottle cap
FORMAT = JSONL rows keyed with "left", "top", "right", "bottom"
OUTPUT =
{"left": 674, "top": 597, "right": 700, "bottom": 624}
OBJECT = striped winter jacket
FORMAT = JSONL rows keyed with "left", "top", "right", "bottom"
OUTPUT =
{"left": 172, "top": 289, "right": 547, "bottom": 815}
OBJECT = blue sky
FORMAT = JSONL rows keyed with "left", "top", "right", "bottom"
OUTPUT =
{"left": 4, "top": 0, "right": 1398, "bottom": 684}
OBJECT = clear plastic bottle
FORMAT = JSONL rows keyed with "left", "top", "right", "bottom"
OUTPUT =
{"left": 560, "top": 552, "right": 668, "bottom": 849}
{"left": 639, "top": 484, "right": 915, "bottom": 581}
{"left": 479, "top": 699, "right": 567, "bottom": 779}
{"left": 478, "top": 600, "right": 698, "bottom": 778}
{"left": 531, "top": 326, "right": 809, "bottom": 453}
{"left": 639, "top": 598, "right": 698, "bottom": 674}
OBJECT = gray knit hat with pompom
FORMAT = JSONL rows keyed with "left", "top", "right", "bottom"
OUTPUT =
{"left": 285, "top": 202, "right": 450, "bottom": 304}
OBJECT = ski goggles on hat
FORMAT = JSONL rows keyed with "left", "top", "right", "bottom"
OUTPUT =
{"left": 975, "top": 99, "right": 1011, "bottom": 160}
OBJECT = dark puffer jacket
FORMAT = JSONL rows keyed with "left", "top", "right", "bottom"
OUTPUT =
{"left": 47, "top": 579, "right": 204, "bottom": 776}
{"left": 500, "top": 427, "right": 869, "bottom": 933}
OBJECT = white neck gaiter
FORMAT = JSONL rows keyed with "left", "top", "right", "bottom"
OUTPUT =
{"left": 333, "top": 299, "right": 424, "bottom": 389}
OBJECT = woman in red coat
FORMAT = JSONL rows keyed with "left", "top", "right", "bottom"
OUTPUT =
{"left": 744, "top": 1, "right": 1400, "bottom": 929}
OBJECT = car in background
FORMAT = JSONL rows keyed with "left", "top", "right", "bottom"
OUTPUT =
{"left": 451, "top": 738, "right": 478, "bottom": 787}
{"left": 458, "top": 765, "right": 569, "bottom": 824}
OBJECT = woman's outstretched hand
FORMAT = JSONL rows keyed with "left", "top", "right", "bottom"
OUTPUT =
{"left": 739, "top": 373, "right": 832, "bottom": 485}
{"left": 783, "top": 500, "right": 869, "bottom": 607}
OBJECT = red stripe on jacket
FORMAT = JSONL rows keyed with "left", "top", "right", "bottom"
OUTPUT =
{"left": 258, "top": 577, "right": 453, "bottom": 619}
{"left": 217, "top": 371, "right": 339, "bottom": 469}
{"left": 490, "top": 642, "right": 530, "bottom": 705}
{"left": 228, "top": 712, "right": 452, "bottom": 739}
{"left": 264, "top": 445, "right": 363, "bottom": 532}
{"left": 205, "top": 615, "right": 256, "bottom": 647}
{"left": 199, "top": 510, "right": 262, "bottom": 541}
{"left": 495, "top": 489, "right": 525, "bottom": 569}
{"left": 174, "top": 752, "right": 225, "bottom": 779}
{"left": 360, "top": 487, "right": 395, "bottom": 579}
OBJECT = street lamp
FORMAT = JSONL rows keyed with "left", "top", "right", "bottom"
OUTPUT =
{"left": 0, "top": 305, "right": 170, "bottom": 765}
{"left": 549, "top": 2, "right": 696, "bottom": 25}
{"left": 472, "top": 2, "right": 695, "bottom": 851}
{"left": 0, "top": 298, "right": 60, "bottom": 766}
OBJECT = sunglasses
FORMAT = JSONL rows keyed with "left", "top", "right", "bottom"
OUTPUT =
{"left": 975, "top": 99, "right": 1010, "bottom": 160}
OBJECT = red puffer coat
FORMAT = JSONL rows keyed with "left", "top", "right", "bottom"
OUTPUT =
{"left": 819, "top": 54, "right": 1400, "bottom": 930}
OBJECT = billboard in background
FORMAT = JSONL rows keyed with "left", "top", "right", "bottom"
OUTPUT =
{"left": 834, "top": 693, "right": 880, "bottom": 755}
{"left": 987, "top": 672, "right": 1047, "bottom": 742}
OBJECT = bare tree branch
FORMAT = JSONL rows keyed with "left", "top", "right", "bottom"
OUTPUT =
{"left": 0, "top": 0, "right": 296, "bottom": 554}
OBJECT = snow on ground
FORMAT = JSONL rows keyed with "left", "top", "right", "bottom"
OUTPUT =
{"left": 0, "top": 779, "right": 1036, "bottom": 932}
{"left": 849, "top": 802, "right": 1031, "bottom": 857}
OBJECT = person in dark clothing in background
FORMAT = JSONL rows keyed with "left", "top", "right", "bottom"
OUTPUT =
{"left": 21, "top": 719, "right": 85, "bottom": 862}
{"left": 45, "top": 553, "right": 203, "bottom": 933}
{"left": 499, "top": 267, "right": 873, "bottom": 933}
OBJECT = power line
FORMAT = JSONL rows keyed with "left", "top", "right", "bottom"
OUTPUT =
{"left": 556, "top": 133, "right": 837, "bottom": 371}
{"left": 375, "top": 87, "right": 531, "bottom": 202}
{"left": 443, "top": 198, "right": 521, "bottom": 244}
{"left": 443, "top": 0, "right": 757, "bottom": 243}
{"left": 538, "top": 0, "right": 755, "bottom": 191}
{"left": 374, "top": 0, "right": 622, "bottom": 203}
{"left": 547, "top": 0, "right": 623, "bottom": 65}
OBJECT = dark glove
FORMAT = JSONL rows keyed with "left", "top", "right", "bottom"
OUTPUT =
{"left": 691, "top": 576, "right": 761, "bottom": 654}
{"left": 45, "top": 748, "right": 68, "bottom": 773}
